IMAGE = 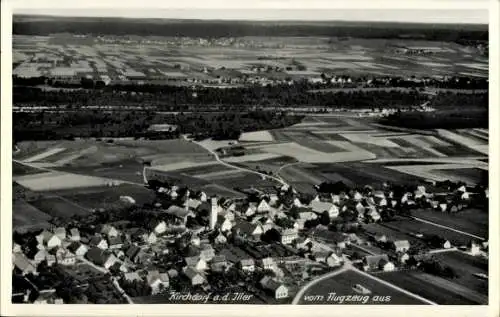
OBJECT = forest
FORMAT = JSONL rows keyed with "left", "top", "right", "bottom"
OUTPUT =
{"left": 13, "top": 110, "right": 304, "bottom": 141}
{"left": 13, "top": 16, "right": 488, "bottom": 42}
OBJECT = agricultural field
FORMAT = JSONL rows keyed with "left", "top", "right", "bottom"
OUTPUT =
{"left": 47, "top": 184, "right": 156, "bottom": 209}
{"left": 382, "top": 218, "right": 477, "bottom": 247}
{"left": 29, "top": 196, "right": 91, "bottom": 219}
{"left": 12, "top": 161, "right": 45, "bottom": 176}
{"left": 13, "top": 200, "right": 52, "bottom": 232}
{"left": 298, "top": 269, "right": 427, "bottom": 305}
{"left": 433, "top": 251, "right": 489, "bottom": 297}
{"left": 375, "top": 270, "right": 486, "bottom": 305}
{"left": 411, "top": 208, "right": 488, "bottom": 239}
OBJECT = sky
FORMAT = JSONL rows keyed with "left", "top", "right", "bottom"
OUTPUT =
{"left": 11, "top": 0, "right": 489, "bottom": 24}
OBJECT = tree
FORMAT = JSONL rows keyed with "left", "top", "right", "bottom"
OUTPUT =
{"left": 261, "top": 228, "right": 281, "bottom": 243}
{"left": 319, "top": 210, "right": 330, "bottom": 226}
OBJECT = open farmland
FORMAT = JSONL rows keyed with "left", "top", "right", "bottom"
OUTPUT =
{"left": 375, "top": 271, "right": 486, "bottom": 305}
{"left": 382, "top": 218, "right": 478, "bottom": 246}
{"left": 30, "top": 196, "right": 91, "bottom": 219}
{"left": 298, "top": 269, "right": 428, "bottom": 305}
{"left": 13, "top": 200, "right": 52, "bottom": 232}
{"left": 46, "top": 184, "right": 156, "bottom": 209}
{"left": 433, "top": 251, "right": 489, "bottom": 297}
{"left": 13, "top": 161, "right": 46, "bottom": 176}
{"left": 412, "top": 209, "right": 488, "bottom": 238}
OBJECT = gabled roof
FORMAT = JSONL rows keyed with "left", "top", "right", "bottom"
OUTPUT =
{"left": 69, "top": 228, "right": 80, "bottom": 236}
{"left": 166, "top": 205, "right": 192, "bottom": 218}
{"left": 233, "top": 221, "right": 260, "bottom": 236}
{"left": 13, "top": 253, "right": 36, "bottom": 273}
{"left": 310, "top": 200, "right": 334, "bottom": 213}
{"left": 240, "top": 259, "right": 255, "bottom": 266}
{"left": 86, "top": 247, "right": 109, "bottom": 265}
{"left": 364, "top": 254, "right": 390, "bottom": 268}
{"left": 260, "top": 277, "right": 286, "bottom": 292}
{"left": 261, "top": 257, "right": 275, "bottom": 266}
{"left": 125, "top": 245, "right": 141, "bottom": 259}
{"left": 393, "top": 240, "right": 411, "bottom": 249}
{"left": 108, "top": 236, "right": 123, "bottom": 246}
{"left": 123, "top": 271, "right": 142, "bottom": 282}
{"left": 185, "top": 256, "right": 203, "bottom": 267}
{"left": 212, "top": 255, "right": 227, "bottom": 263}
{"left": 184, "top": 267, "right": 204, "bottom": 280}
{"left": 146, "top": 270, "right": 169, "bottom": 285}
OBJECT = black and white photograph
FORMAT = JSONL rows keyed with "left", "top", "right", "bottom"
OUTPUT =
{"left": 1, "top": 0, "right": 498, "bottom": 315}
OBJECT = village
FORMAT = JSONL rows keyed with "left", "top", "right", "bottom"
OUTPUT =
{"left": 12, "top": 177, "right": 489, "bottom": 304}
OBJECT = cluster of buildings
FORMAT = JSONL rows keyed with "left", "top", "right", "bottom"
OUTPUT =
{"left": 12, "top": 178, "right": 488, "bottom": 304}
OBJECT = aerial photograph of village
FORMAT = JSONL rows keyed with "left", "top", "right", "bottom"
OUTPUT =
{"left": 10, "top": 8, "right": 489, "bottom": 306}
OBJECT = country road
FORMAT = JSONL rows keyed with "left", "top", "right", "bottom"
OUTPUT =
{"left": 192, "top": 138, "right": 290, "bottom": 187}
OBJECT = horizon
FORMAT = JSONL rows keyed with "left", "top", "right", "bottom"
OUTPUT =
{"left": 13, "top": 8, "right": 489, "bottom": 25}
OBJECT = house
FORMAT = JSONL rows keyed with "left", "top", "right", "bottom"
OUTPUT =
{"left": 28, "top": 249, "right": 46, "bottom": 264}
{"left": 310, "top": 200, "right": 339, "bottom": 218}
{"left": 367, "top": 209, "right": 381, "bottom": 222}
{"left": 100, "top": 224, "right": 119, "bottom": 238}
{"left": 326, "top": 253, "right": 343, "bottom": 267}
{"left": 90, "top": 236, "right": 108, "bottom": 250}
{"left": 293, "top": 197, "right": 302, "bottom": 207}
{"left": 142, "top": 232, "right": 157, "bottom": 245}
{"left": 470, "top": 241, "right": 481, "bottom": 255}
{"left": 166, "top": 205, "right": 194, "bottom": 223}
{"left": 12, "top": 243, "right": 22, "bottom": 254}
{"left": 68, "top": 228, "right": 80, "bottom": 241}
{"left": 260, "top": 276, "right": 288, "bottom": 299}
{"left": 86, "top": 247, "right": 117, "bottom": 269}
{"left": 184, "top": 256, "right": 208, "bottom": 271}
{"left": 243, "top": 203, "right": 257, "bottom": 217}
{"left": 56, "top": 250, "right": 76, "bottom": 266}
{"left": 67, "top": 242, "right": 88, "bottom": 257}
{"left": 295, "top": 237, "right": 312, "bottom": 250}
{"left": 298, "top": 211, "right": 317, "bottom": 221}
{"left": 331, "top": 194, "right": 341, "bottom": 204}
{"left": 123, "top": 271, "right": 143, "bottom": 283}
{"left": 293, "top": 218, "right": 307, "bottom": 230}
{"left": 13, "top": 253, "right": 37, "bottom": 275}
{"left": 183, "top": 267, "right": 206, "bottom": 286}
{"left": 280, "top": 228, "right": 298, "bottom": 245}
{"left": 33, "top": 290, "right": 63, "bottom": 304}
{"left": 211, "top": 255, "right": 228, "bottom": 272}
{"left": 214, "top": 232, "right": 227, "bottom": 245}
{"left": 260, "top": 257, "right": 276, "bottom": 270}
{"left": 355, "top": 202, "right": 365, "bottom": 214}
{"left": 54, "top": 227, "right": 66, "bottom": 241}
{"left": 257, "top": 199, "right": 271, "bottom": 213}
{"left": 185, "top": 198, "right": 202, "bottom": 210}
{"left": 399, "top": 253, "right": 410, "bottom": 264}
{"left": 125, "top": 245, "right": 143, "bottom": 263}
{"left": 353, "top": 191, "right": 363, "bottom": 201}
{"left": 233, "top": 221, "right": 263, "bottom": 239}
{"left": 393, "top": 240, "right": 411, "bottom": 253}
{"left": 218, "top": 216, "right": 233, "bottom": 232}
{"left": 239, "top": 259, "right": 255, "bottom": 272}
{"left": 313, "top": 251, "right": 330, "bottom": 263}
{"left": 199, "top": 244, "right": 215, "bottom": 262}
{"left": 443, "top": 240, "right": 452, "bottom": 249}
{"left": 363, "top": 254, "right": 395, "bottom": 272}
{"left": 153, "top": 221, "right": 167, "bottom": 235}
{"left": 439, "top": 203, "right": 448, "bottom": 212}
{"left": 107, "top": 236, "right": 124, "bottom": 250}
{"left": 147, "top": 270, "right": 169, "bottom": 295}
{"left": 199, "top": 191, "right": 208, "bottom": 202}
{"left": 36, "top": 231, "right": 62, "bottom": 249}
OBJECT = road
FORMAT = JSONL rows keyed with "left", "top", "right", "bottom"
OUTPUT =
{"left": 411, "top": 216, "right": 486, "bottom": 241}
{"left": 191, "top": 137, "right": 290, "bottom": 187}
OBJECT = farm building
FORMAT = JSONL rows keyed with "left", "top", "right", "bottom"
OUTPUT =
{"left": 363, "top": 254, "right": 395, "bottom": 272}
{"left": 260, "top": 276, "right": 289, "bottom": 299}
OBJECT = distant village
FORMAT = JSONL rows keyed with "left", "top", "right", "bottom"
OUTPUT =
{"left": 12, "top": 176, "right": 489, "bottom": 304}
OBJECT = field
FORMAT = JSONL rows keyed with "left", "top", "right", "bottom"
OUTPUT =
{"left": 298, "top": 269, "right": 427, "bottom": 305}
{"left": 12, "top": 161, "right": 45, "bottom": 176}
{"left": 13, "top": 200, "right": 52, "bottom": 232}
{"left": 375, "top": 270, "right": 486, "bottom": 305}
{"left": 382, "top": 218, "right": 477, "bottom": 246}
{"left": 411, "top": 208, "right": 488, "bottom": 239}
{"left": 30, "top": 196, "right": 91, "bottom": 219}
{"left": 47, "top": 184, "right": 156, "bottom": 209}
